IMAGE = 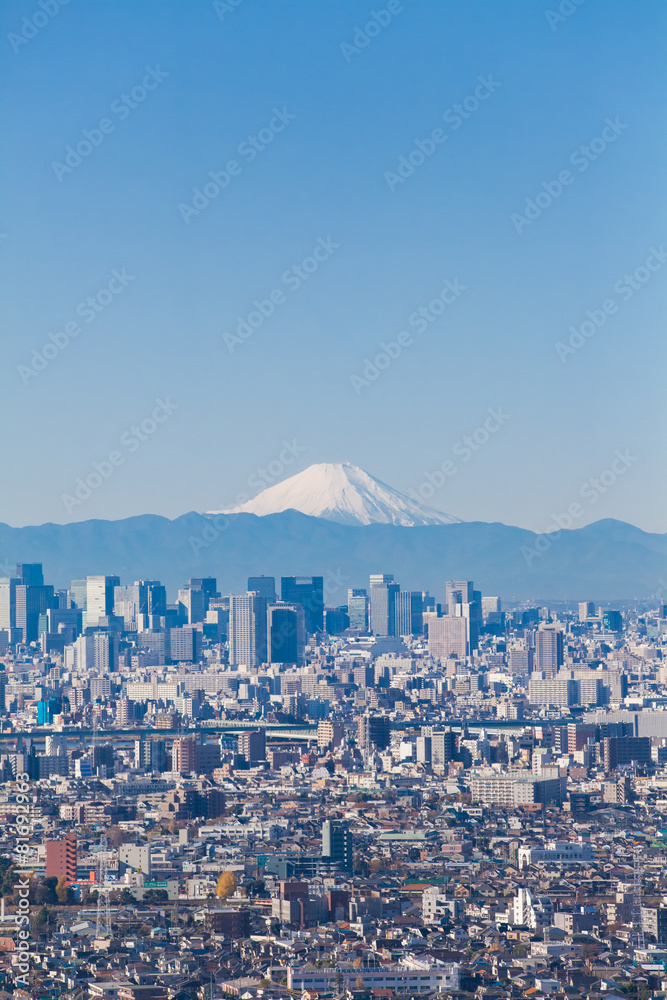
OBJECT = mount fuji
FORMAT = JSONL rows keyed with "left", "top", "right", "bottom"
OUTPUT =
{"left": 207, "top": 462, "right": 460, "bottom": 527}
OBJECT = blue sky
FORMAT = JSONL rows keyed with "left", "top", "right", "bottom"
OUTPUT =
{"left": 1, "top": 0, "right": 665, "bottom": 531}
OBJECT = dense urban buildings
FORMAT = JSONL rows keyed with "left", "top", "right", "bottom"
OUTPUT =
{"left": 1, "top": 561, "right": 667, "bottom": 998}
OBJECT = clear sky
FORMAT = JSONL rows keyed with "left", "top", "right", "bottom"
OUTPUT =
{"left": 2, "top": 0, "right": 665, "bottom": 532}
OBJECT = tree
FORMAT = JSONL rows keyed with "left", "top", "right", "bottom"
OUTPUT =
{"left": 107, "top": 825, "right": 131, "bottom": 847}
{"left": 143, "top": 888, "right": 169, "bottom": 903}
{"left": 355, "top": 977, "right": 366, "bottom": 990}
{"left": 34, "top": 877, "right": 58, "bottom": 905}
{"left": 216, "top": 871, "right": 237, "bottom": 899}
{"left": 55, "top": 877, "right": 68, "bottom": 904}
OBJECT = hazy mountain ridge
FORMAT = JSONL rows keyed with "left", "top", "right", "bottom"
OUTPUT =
{"left": 0, "top": 511, "right": 665, "bottom": 602}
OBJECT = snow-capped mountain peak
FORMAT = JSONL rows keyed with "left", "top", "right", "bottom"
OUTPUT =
{"left": 207, "top": 462, "right": 460, "bottom": 526}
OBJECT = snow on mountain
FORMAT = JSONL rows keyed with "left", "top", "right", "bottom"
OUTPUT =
{"left": 207, "top": 462, "right": 460, "bottom": 526}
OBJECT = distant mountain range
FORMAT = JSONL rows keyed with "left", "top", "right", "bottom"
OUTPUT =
{"left": 0, "top": 510, "right": 665, "bottom": 602}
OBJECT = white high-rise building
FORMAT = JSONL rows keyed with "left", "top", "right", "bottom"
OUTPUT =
{"left": 86, "top": 575, "right": 120, "bottom": 627}
{"left": 0, "top": 578, "right": 18, "bottom": 630}
{"left": 228, "top": 593, "right": 267, "bottom": 668}
{"left": 428, "top": 616, "right": 468, "bottom": 660}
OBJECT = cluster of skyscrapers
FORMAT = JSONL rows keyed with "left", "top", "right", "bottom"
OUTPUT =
{"left": 0, "top": 565, "right": 505, "bottom": 672}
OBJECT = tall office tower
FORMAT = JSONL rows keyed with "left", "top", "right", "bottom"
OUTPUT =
{"left": 394, "top": 591, "right": 423, "bottom": 636}
{"left": 357, "top": 714, "right": 391, "bottom": 750}
{"left": 445, "top": 580, "right": 474, "bottom": 615}
{"left": 248, "top": 576, "right": 277, "bottom": 604}
{"left": 369, "top": 574, "right": 400, "bottom": 636}
{"left": 70, "top": 579, "right": 88, "bottom": 611}
{"left": 324, "top": 607, "right": 349, "bottom": 634}
{"left": 168, "top": 626, "right": 202, "bottom": 664}
{"left": 347, "top": 589, "right": 368, "bottom": 631}
{"left": 189, "top": 578, "right": 218, "bottom": 600}
{"left": 267, "top": 602, "right": 305, "bottom": 665}
{"left": 229, "top": 593, "right": 267, "bottom": 667}
{"left": 16, "top": 564, "right": 44, "bottom": 587}
{"left": 428, "top": 616, "right": 468, "bottom": 660}
{"left": 0, "top": 577, "right": 18, "bottom": 631}
{"left": 482, "top": 596, "right": 501, "bottom": 615}
{"left": 114, "top": 582, "right": 145, "bottom": 626}
{"left": 603, "top": 609, "right": 623, "bottom": 632}
{"left": 113, "top": 580, "right": 165, "bottom": 627}
{"left": 177, "top": 587, "right": 207, "bottom": 624}
{"left": 578, "top": 601, "right": 596, "bottom": 621}
{"left": 172, "top": 737, "right": 197, "bottom": 775}
{"left": 321, "top": 819, "right": 353, "bottom": 873}
{"left": 446, "top": 581, "right": 482, "bottom": 650}
{"left": 535, "top": 626, "right": 564, "bottom": 678}
{"left": 15, "top": 579, "right": 57, "bottom": 645}
{"left": 146, "top": 581, "right": 167, "bottom": 616}
{"left": 86, "top": 576, "right": 120, "bottom": 627}
{"left": 466, "top": 590, "right": 483, "bottom": 650}
{"left": 280, "top": 577, "right": 324, "bottom": 634}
